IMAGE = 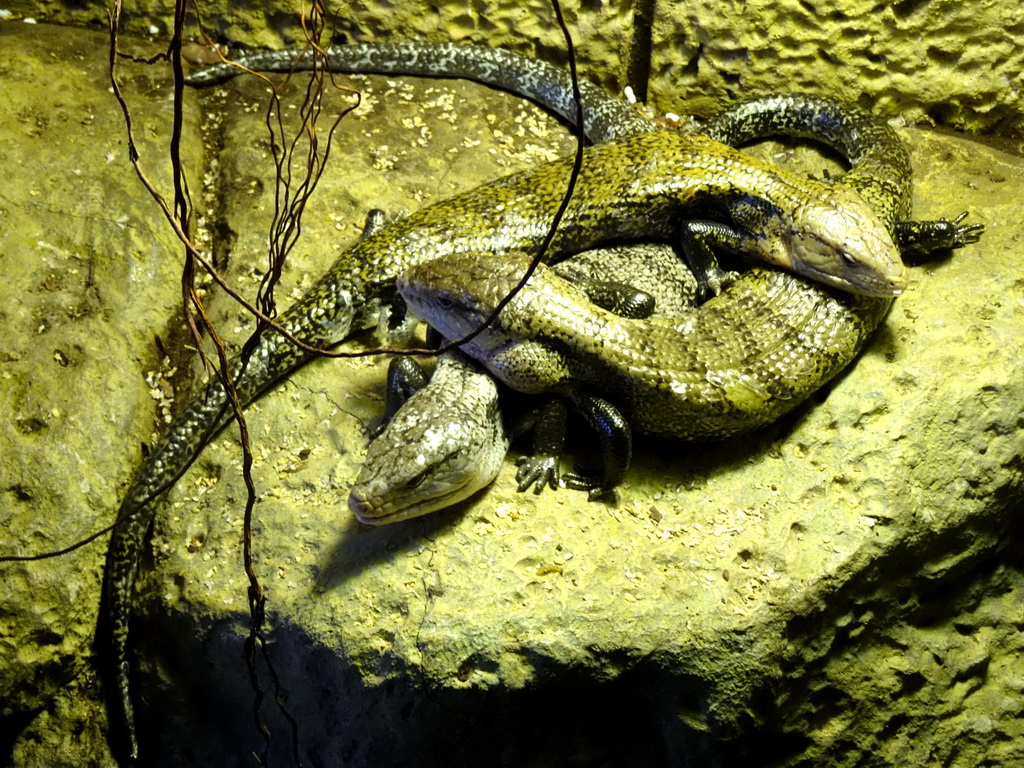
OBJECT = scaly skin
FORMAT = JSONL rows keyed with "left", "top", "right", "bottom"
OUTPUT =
{"left": 185, "top": 42, "right": 652, "bottom": 143}
{"left": 348, "top": 349, "right": 507, "bottom": 523}
{"left": 400, "top": 252, "right": 891, "bottom": 440}
{"left": 107, "top": 47, "right": 906, "bottom": 758}
{"left": 394, "top": 96, "right": 984, "bottom": 494}
{"left": 347, "top": 93, "right": 923, "bottom": 523}
{"left": 348, "top": 243, "right": 695, "bottom": 524}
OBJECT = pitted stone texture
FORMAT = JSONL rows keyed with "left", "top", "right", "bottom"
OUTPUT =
{"left": 0, "top": 23, "right": 202, "bottom": 762}
{"left": 3, "top": 21, "right": 1023, "bottom": 768}
{"left": 3, "top": 0, "right": 1020, "bottom": 136}
{"left": 134, "top": 87, "right": 1022, "bottom": 766}
{"left": 652, "top": 0, "right": 1024, "bottom": 136}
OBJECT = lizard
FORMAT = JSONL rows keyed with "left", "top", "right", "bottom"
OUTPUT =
{"left": 351, "top": 91, "right": 983, "bottom": 521}
{"left": 349, "top": 242, "right": 695, "bottom": 524}
{"left": 395, "top": 95, "right": 984, "bottom": 494}
{"left": 106, "top": 41, "right": 935, "bottom": 757}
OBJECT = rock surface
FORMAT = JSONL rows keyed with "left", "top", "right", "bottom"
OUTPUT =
{"left": 651, "top": 0, "right": 1024, "bottom": 134}
{"left": 130, "top": 117, "right": 1024, "bottom": 766}
{"left": 0, "top": 22, "right": 201, "bottom": 767}
{"left": 2, "top": 19, "right": 1024, "bottom": 768}
{"left": 3, "top": 0, "right": 1021, "bottom": 135}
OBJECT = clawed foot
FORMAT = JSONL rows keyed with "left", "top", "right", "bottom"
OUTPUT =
{"left": 895, "top": 211, "right": 985, "bottom": 260}
{"left": 947, "top": 211, "right": 985, "bottom": 248}
{"left": 516, "top": 458, "right": 615, "bottom": 502}
{"left": 696, "top": 268, "right": 741, "bottom": 304}
{"left": 515, "top": 454, "right": 560, "bottom": 494}
{"left": 562, "top": 471, "right": 615, "bottom": 502}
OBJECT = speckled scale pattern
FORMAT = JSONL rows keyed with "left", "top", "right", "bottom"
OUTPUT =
{"left": 343, "top": 89, "right": 917, "bottom": 523}
{"left": 399, "top": 254, "right": 890, "bottom": 440}
{"left": 702, "top": 93, "right": 912, "bottom": 226}
{"left": 107, "top": 43, "right": 909, "bottom": 758}
{"left": 186, "top": 43, "right": 653, "bottom": 143}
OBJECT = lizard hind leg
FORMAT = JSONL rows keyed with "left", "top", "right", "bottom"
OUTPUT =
{"left": 560, "top": 392, "right": 633, "bottom": 501}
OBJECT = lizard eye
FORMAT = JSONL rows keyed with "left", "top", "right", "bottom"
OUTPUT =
{"left": 436, "top": 296, "right": 454, "bottom": 310}
{"left": 406, "top": 469, "right": 429, "bottom": 489}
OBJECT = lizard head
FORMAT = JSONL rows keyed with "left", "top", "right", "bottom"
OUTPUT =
{"left": 348, "top": 366, "right": 506, "bottom": 524}
{"left": 766, "top": 184, "right": 907, "bottom": 297}
{"left": 397, "top": 252, "right": 538, "bottom": 359}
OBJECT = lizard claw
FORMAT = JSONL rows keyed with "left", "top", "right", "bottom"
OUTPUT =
{"left": 515, "top": 454, "right": 560, "bottom": 494}
{"left": 895, "top": 211, "right": 985, "bottom": 260}
{"left": 696, "top": 268, "right": 740, "bottom": 304}
{"left": 562, "top": 471, "right": 615, "bottom": 501}
{"left": 948, "top": 211, "right": 985, "bottom": 247}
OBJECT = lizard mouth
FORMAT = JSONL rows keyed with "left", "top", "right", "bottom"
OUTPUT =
{"left": 349, "top": 483, "right": 475, "bottom": 525}
{"left": 796, "top": 259, "right": 906, "bottom": 297}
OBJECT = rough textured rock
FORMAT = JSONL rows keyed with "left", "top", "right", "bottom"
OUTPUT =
{"left": 122, "top": 114, "right": 1024, "bottom": 767}
{"left": 2, "top": 17, "right": 1024, "bottom": 768}
{"left": 776, "top": 552, "right": 1024, "bottom": 766}
{"left": 651, "top": 0, "right": 1024, "bottom": 135}
{"left": 111, "top": 103, "right": 1022, "bottom": 765}
{"left": 0, "top": 22, "right": 201, "bottom": 766}
{"left": 2, "top": 0, "right": 1022, "bottom": 135}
